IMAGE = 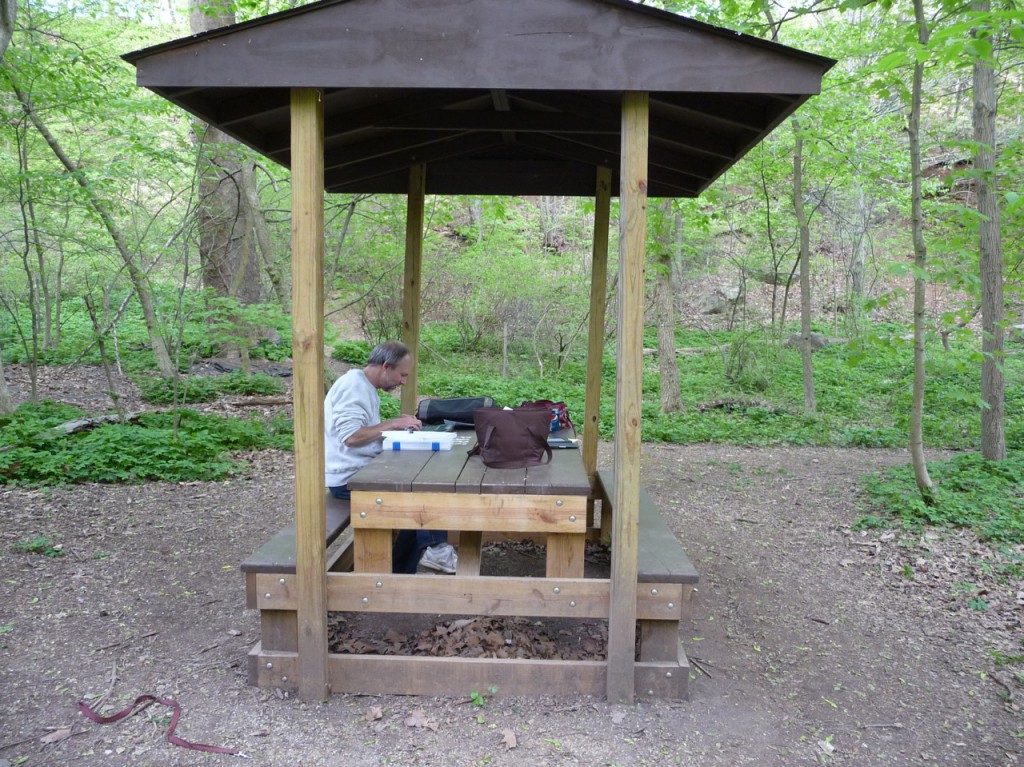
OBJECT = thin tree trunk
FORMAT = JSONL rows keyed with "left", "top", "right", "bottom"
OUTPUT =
{"left": 10, "top": 83, "right": 177, "bottom": 379}
{"left": 973, "top": 0, "right": 1005, "bottom": 461}
{"left": 0, "top": 349, "right": 13, "bottom": 414}
{"left": 655, "top": 203, "right": 682, "bottom": 413}
{"left": 909, "top": 0, "right": 934, "bottom": 499}
{"left": 792, "top": 124, "right": 816, "bottom": 413}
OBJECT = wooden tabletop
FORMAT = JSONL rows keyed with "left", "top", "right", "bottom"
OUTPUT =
{"left": 348, "top": 434, "right": 591, "bottom": 496}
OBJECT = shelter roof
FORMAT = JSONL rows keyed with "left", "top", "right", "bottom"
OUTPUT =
{"left": 124, "top": 0, "right": 835, "bottom": 197}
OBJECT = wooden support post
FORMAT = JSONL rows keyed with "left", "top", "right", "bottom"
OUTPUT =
{"left": 401, "top": 164, "right": 426, "bottom": 416}
{"left": 583, "top": 167, "right": 612, "bottom": 484}
{"left": 607, "top": 92, "right": 648, "bottom": 703}
{"left": 290, "top": 87, "right": 328, "bottom": 702}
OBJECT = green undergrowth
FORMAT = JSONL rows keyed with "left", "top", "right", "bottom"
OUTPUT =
{"left": 137, "top": 371, "right": 286, "bottom": 404}
{"left": 410, "top": 329, "right": 1023, "bottom": 451}
{"left": 0, "top": 402, "right": 292, "bottom": 486}
{"left": 857, "top": 452, "right": 1024, "bottom": 543}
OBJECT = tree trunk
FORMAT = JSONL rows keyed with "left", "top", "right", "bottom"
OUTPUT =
{"left": 0, "top": 0, "right": 14, "bottom": 59}
{"left": 191, "top": 0, "right": 265, "bottom": 365}
{"left": 909, "top": 0, "right": 934, "bottom": 499}
{"left": 10, "top": 82, "right": 177, "bottom": 379}
{"left": 973, "top": 0, "right": 1006, "bottom": 461}
{"left": 792, "top": 124, "right": 816, "bottom": 413}
{"left": 0, "top": 350, "right": 13, "bottom": 414}
{"left": 654, "top": 202, "right": 682, "bottom": 413}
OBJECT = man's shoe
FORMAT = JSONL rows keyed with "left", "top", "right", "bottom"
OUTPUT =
{"left": 417, "top": 543, "right": 457, "bottom": 574}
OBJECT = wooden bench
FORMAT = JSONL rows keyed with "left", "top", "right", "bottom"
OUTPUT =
{"left": 241, "top": 494, "right": 353, "bottom": 681}
{"left": 593, "top": 470, "right": 699, "bottom": 696}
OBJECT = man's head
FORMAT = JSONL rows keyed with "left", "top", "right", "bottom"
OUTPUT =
{"left": 366, "top": 341, "right": 412, "bottom": 392}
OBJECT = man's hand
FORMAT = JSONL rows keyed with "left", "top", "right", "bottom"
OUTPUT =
{"left": 386, "top": 414, "right": 422, "bottom": 432}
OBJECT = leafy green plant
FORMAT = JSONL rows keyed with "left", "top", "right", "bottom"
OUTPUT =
{"left": 0, "top": 405, "right": 292, "bottom": 486}
{"left": 860, "top": 452, "right": 1024, "bottom": 542}
{"left": 14, "top": 536, "right": 64, "bottom": 557}
{"left": 137, "top": 372, "right": 284, "bottom": 405}
{"left": 331, "top": 340, "right": 372, "bottom": 365}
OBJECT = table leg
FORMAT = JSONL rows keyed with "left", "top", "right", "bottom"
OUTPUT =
{"left": 456, "top": 531, "right": 482, "bottom": 575}
{"left": 546, "top": 533, "right": 584, "bottom": 578}
{"left": 354, "top": 529, "right": 392, "bottom": 572}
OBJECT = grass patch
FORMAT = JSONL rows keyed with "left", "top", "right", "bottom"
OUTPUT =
{"left": 858, "top": 452, "right": 1024, "bottom": 543}
{"left": 137, "top": 372, "right": 285, "bottom": 405}
{"left": 0, "top": 402, "right": 292, "bottom": 486}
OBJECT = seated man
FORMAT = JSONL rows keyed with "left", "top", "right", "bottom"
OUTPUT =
{"left": 324, "top": 340, "right": 457, "bottom": 574}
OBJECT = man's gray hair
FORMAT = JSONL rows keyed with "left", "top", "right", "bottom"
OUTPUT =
{"left": 367, "top": 340, "right": 410, "bottom": 368}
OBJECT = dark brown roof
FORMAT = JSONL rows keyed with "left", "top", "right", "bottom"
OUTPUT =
{"left": 124, "top": 0, "right": 834, "bottom": 197}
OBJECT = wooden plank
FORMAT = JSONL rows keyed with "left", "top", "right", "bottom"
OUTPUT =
{"left": 348, "top": 451, "right": 433, "bottom": 492}
{"left": 401, "top": 164, "right": 425, "bottom": 416}
{"left": 351, "top": 491, "right": 586, "bottom": 533}
{"left": 353, "top": 529, "right": 392, "bottom": 573}
{"left": 594, "top": 470, "right": 699, "bottom": 585}
{"left": 480, "top": 466, "right": 526, "bottom": 494}
{"left": 455, "top": 453, "right": 487, "bottom": 493}
{"left": 638, "top": 621, "right": 679, "bottom": 662}
{"left": 329, "top": 654, "right": 607, "bottom": 697}
{"left": 456, "top": 530, "right": 482, "bottom": 575}
{"left": 240, "top": 496, "right": 351, "bottom": 574}
{"left": 290, "top": 86, "right": 329, "bottom": 702}
{"left": 248, "top": 644, "right": 299, "bottom": 691}
{"left": 410, "top": 448, "right": 471, "bottom": 493}
{"left": 255, "top": 573, "right": 678, "bottom": 619}
{"left": 635, "top": 646, "right": 690, "bottom": 700}
{"left": 607, "top": 91, "right": 648, "bottom": 703}
{"left": 584, "top": 167, "right": 611, "bottom": 484}
{"left": 326, "top": 573, "right": 605, "bottom": 617}
{"left": 545, "top": 533, "right": 585, "bottom": 578}
{"left": 524, "top": 447, "right": 591, "bottom": 495}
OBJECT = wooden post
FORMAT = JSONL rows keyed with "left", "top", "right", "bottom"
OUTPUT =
{"left": 583, "top": 167, "right": 612, "bottom": 484}
{"left": 607, "top": 92, "right": 648, "bottom": 703}
{"left": 291, "top": 87, "right": 328, "bottom": 702}
{"left": 401, "top": 164, "right": 426, "bottom": 415}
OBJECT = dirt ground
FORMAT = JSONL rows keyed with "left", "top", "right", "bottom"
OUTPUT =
{"left": 1, "top": 365, "right": 1022, "bottom": 767}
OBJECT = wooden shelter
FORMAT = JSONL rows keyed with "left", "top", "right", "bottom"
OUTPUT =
{"left": 125, "top": 0, "right": 834, "bottom": 702}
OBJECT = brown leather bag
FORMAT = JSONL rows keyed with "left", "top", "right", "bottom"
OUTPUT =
{"left": 468, "top": 406, "right": 553, "bottom": 469}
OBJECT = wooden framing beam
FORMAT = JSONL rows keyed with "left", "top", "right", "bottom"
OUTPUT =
{"left": 253, "top": 572, "right": 684, "bottom": 619}
{"left": 607, "top": 91, "right": 649, "bottom": 703}
{"left": 290, "top": 87, "right": 328, "bottom": 702}
{"left": 583, "top": 167, "right": 611, "bottom": 483}
{"left": 401, "top": 164, "right": 425, "bottom": 415}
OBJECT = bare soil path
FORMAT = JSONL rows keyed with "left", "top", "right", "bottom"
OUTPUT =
{"left": 0, "top": 366, "right": 1020, "bottom": 766}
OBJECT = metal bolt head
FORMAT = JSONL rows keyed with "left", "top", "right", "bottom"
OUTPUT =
{"left": 361, "top": 597, "right": 369, "bottom": 605}
{"left": 556, "top": 499, "right": 564, "bottom": 507}
{"left": 375, "top": 498, "right": 383, "bottom": 505}
{"left": 281, "top": 676, "right": 288, "bottom": 682}
{"left": 553, "top": 587, "right": 560, "bottom": 594}
{"left": 569, "top": 601, "right": 576, "bottom": 608}
{"left": 376, "top": 581, "right": 383, "bottom": 588}
{"left": 650, "top": 588, "right": 658, "bottom": 596}
{"left": 569, "top": 515, "right": 577, "bottom": 522}
{"left": 359, "top": 511, "right": 367, "bottom": 518}
{"left": 264, "top": 593, "right": 272, "bottom": 599}
{"left": 279, "top": 578, "right": 286, "bottom": 585}
{"left": 266, "top": 662, "right": 273, "bottom": 669}
{"left": 668, "top": 603, "right": 675, "bottom": 609}
{"left": 666, "top": 671, "right": 672, "bottom": 678}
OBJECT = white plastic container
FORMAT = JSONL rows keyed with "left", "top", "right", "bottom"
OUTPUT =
{"left": 381, "top": 430, "right": 457, "bottom": 451}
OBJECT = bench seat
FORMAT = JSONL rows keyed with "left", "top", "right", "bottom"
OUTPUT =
{"left": 593, "top": 469, "right": 698, "bottom": 698}
{"left": 241, "top": 494, "right": 351, "bottom": 575}
{"left": 593, "top": 470, "right": 698, "bottom": 586}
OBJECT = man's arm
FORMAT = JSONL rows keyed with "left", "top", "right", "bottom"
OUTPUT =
{"left": 343, "top": 414, "right": 422, "bottom": 447}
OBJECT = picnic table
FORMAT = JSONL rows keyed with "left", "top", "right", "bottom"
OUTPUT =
{"left": 347, "top": 432, "right": 590, "bottom": 577}
{"left": 244, "top": 433, "right": 696, "bottom": 698}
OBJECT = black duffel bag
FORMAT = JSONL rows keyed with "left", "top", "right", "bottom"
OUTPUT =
{"left": 415, "top": 396, "right": 495, "bottom": 426}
